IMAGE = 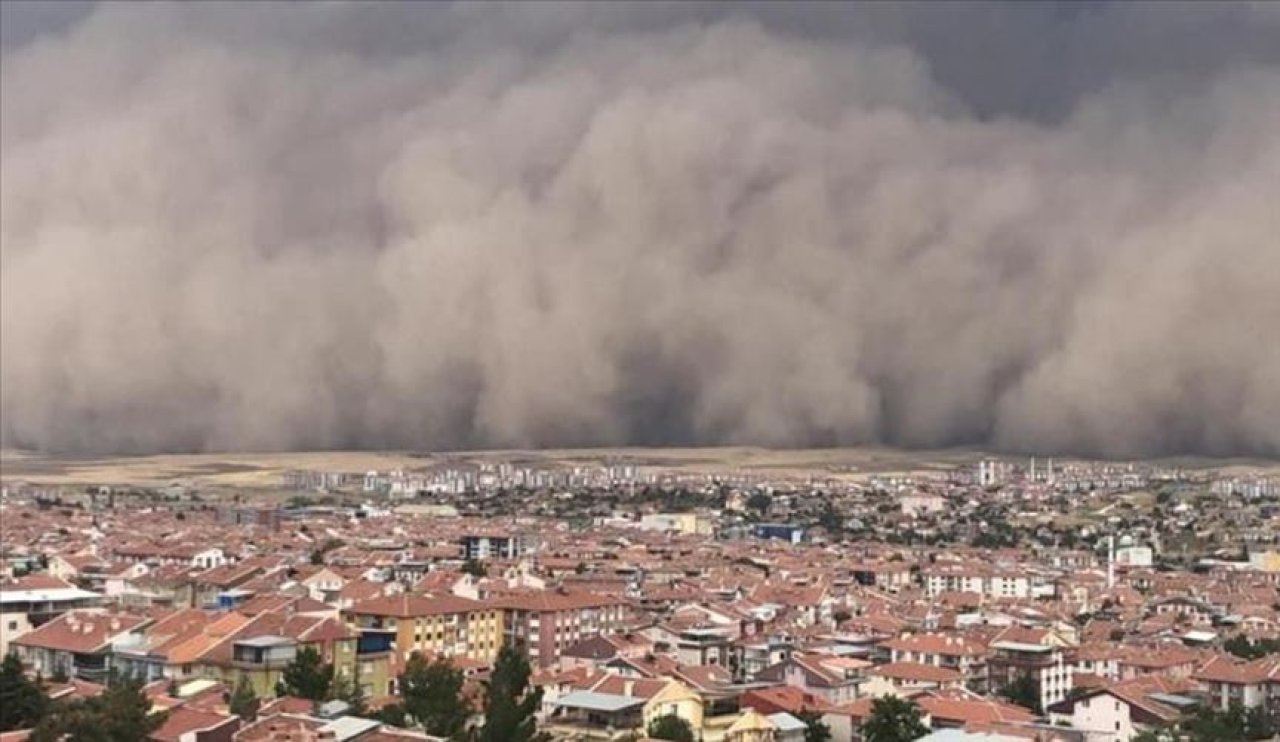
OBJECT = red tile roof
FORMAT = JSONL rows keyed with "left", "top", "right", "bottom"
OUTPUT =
{"left": 13, "top": 611, "right": 149, "bottom": 654}
{"left": 872, "top": 661, "right": 964, "bottom": 683}
{"left": 344, "top": 593, "right": 485, "bottom": 618}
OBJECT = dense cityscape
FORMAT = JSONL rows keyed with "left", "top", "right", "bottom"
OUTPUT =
{"left": 1, "top": 452, "right": 1278, "bottom": 741}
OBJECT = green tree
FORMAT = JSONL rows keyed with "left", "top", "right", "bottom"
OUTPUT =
{"left": 476, "top": 645, "right": 545, "bottom": 742}
{"left": 369, "top": 702, "right": 408, "bottom": 727}
{"left": 1185, "top": 703, "right": 1249, "bottom": 742}
{"left": 0, "top": 653, "right": 49, "bottom": 731}
{"left": 401, "top": 654, "right": 468, "bottom": 737}
{"left": 646, "top": 714, "right": 695, "bottom": 742}
{"left": 817, "top": 501, "right": 844, "bottom": 537}
{"left": 462, "top": 559, "right": 488, "bottom": 578}
{"left": 228, "top": 676, "right": 260, "bottom": 722}
{"left": 329, "top": 671, "right": 367, "bottom": 716}
{"left": 1224, "top": 635, "right": 1280, "bottom": 660}
{"left": 1245, "top": 705, "right": 1273, "bottom": 741}
{"left": 279, "top": 646, "right": 333, "bottom": 701}
{"left": 30, "top": 675, "right": 165, "bottom": 742}
{"left": 310, "top": 538, "right": 346, "bottom": 565}
{"left": 798, "top": 709, "right": 832, "bottom": 742}
{"left": 745, "top": 492, "right": 772, "bottom": 515}
{"left": 1001, "top": 673, "right": 1042, "bottom": 714}
{"left": 860, "top": 696, "right": 928, "bottom": 742}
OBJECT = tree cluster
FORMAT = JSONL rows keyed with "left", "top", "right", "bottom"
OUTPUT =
{"left": 860, "top": 696, "right": 928, "bottom": 742}
{"left": 0, "top": 657, "right": 165, "bottom": 741}
{"left": 1224, "top": 635, "right": 1280, "bottom": 660}
{"left": 647, "top": 714, "right": 695, "bottom": 742}
{"left": 1000, "top": 673, "right": 1043, "bottom": 715}
{"left": 1183, "top": 702, "right": 1274, "bottom": 742}
{"left": 364, "top": 646, "right": 545, "bottom": 742}
{"left": 277, "top": 646, "right": 365, "bottom": 714}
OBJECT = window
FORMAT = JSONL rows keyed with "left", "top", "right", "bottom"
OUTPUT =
{"left": 6, "top": 621, "right": 15, "bottom": 631}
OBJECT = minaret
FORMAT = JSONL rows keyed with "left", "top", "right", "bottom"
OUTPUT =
{"left": 1107, "top": 535, "right": 1115, "bottom": 590}
{"left": 1030, "top": 457, "right": 1037, "bottom": 482}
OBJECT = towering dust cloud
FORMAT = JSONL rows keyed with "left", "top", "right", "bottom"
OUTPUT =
{"left": 2, "top": 2, "right": 1278, "bottom": 457}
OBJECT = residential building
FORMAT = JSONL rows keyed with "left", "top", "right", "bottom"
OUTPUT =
{"left": 0, "top": 574, "right": 102, "bottom": 656}
{"left": 11, "top": 610, "right": 150, "bottom": 681}
{"left": 493, "top": 590, "right": 628, "bottom": 668}
{"left": 460, "top": 534, "right": 527, "bottom": 560}
{"left": 343, "top": 593, "right": 504, "bottom": 665}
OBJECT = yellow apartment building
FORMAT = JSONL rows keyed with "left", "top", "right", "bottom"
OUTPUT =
{"left": 342, "top": 593, "right": 504, "bottom": 664}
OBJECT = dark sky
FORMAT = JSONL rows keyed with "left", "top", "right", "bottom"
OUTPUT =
{"left": 5, "top": 2, "right": 1277, "bottom": 121}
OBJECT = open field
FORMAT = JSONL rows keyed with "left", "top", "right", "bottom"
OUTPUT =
{"left": 2, "top": 446, "right": 1277, "bottom": 491}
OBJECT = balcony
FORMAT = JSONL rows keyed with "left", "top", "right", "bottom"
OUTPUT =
{"left": 992, "top": 653, "right": 1056, "bottom": 669}
{"left": 70, "top": 654, "right": 111, "bottom": 682}
{"left": 231, "top": 636, "right": 297, "bottom": 669}
{"left": 357, "top": 629, "right": 395, "bottom": 656}
{"left": 990, "top": 641, "right": 1057, "bottom": 670}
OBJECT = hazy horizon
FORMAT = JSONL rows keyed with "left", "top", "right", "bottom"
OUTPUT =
{"left": 2, "top": 1, "right": 1277, "bottom": 458}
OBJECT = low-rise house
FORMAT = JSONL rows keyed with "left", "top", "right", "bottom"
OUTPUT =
{"left": 0, "top": 573, "right": 102, "bottom": 656}
{"left": 1150, "top": 596, "right": 1216, "bottom": 624}
{"left": 559, "top": 632, "right": 653, "bottom": 670}
{"left": 47, "top": 553, "right": 109, "bottom": 582}
{"left": 203, "top": 611, "right": 380, "bottom": 699}
{"left": 148, "top": 706, "right": 242, "bottom": 742}
{"left": 756, "top": 654, "right": 865, "bottom": 706}
{"left": 546, "top": 674, "right": 705, "bottom": 740}
{"left": 735, "top": 632, "right": 797, "bottom": 680}
{"left": 724, "top": 707, "right": 779, "bottom": 742}
{"left": 849, "top": 563, "right": 915, "bottom": 594}
{"left": 291, "top": 566, "right": 349, "bottom": 604}
{"left": 881, "top": 632, "right": 990, "bottom": 693}
{"left": 1193, "top": 654, "right": 1280, "bottom": 714}
{"left": 1115, "top": 645, "right": 1202, "bottom": 680}
{"left": 11, "top": 610, "right": 150, "bottom": 681}
{"left": 187, "top": 562, "right": 271, "bottom": 609}
{"left": 1071, "top": 644, "right": 1122, "bottom": 682}
{"left": 1047, "top": 674, "right": 1201, "bottom": 742}
{"left": 904, "top": 688, "right": 1036, "bottom": 732}
{"left": 862, "top": 661, "right": 966, "bottom": 697}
